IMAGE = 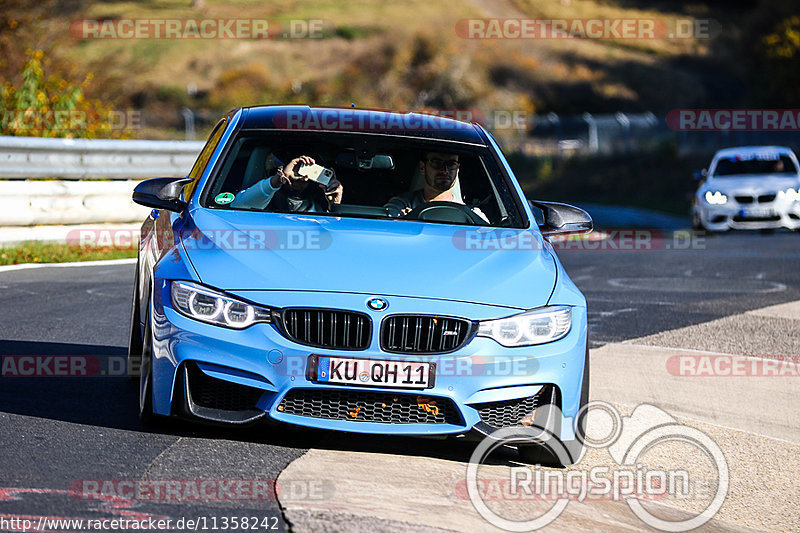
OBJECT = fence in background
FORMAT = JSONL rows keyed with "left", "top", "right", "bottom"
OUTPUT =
{"left": 497, "top": 113, "right": 800, "bottom": 156}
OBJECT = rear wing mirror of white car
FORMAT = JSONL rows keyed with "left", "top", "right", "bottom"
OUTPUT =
{"left": 529, "top": 200, "right": 593, "bottom": 236}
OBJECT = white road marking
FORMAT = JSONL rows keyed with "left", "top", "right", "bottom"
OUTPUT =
{"left": 589, "top": 307, "right": 637, "bottom": 317}
{"left": 589, "top": 297, "right": 677, "bottom": 306}
{"left": 608, "top": 277, "right": 786, "bottom": 293}
{"left": 0, "top": 258, "right": 136, "bottom": 273}
{"left": 86, "top": 288, "right": 117, "bottom": 297}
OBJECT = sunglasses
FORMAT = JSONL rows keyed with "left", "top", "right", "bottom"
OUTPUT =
{"left": 427, "top": 158, "right": 460, "bottom": 170}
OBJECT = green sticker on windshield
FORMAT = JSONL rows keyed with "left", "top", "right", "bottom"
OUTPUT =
{"left": 215, "top": 192, "right": 235, "bottom": 205}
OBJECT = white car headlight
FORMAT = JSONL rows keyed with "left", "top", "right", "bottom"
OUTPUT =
{"left": 171, "top": 281, "right": 273, "bottom": 329}
{"left": 777, "top": 188, "right": 800, "bottom": 202}
{"left": 704, "top": 191, "right": 728, "bottom": 205}
{"left": 477, "top": 306, "right": 572, "bottom": 347}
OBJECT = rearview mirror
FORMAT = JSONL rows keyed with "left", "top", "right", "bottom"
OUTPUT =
{"left": 693, "top": 168, "right": 708, "bottom": 181}
{"left": 132, "top": 177, "right": 193, "bottom": 212}
{"left": 335, "top": 152, "right": 395, "bottom": 171}
{"left": 529, "top": 200, "right": 593, "bottom": 236}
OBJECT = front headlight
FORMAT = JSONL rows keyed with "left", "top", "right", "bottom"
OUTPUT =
{"left": 704, "top": 191, "right": 728, "bottom": 205}
{"left": 777, "top": 188, "right": 800, "bottom": 202}
{"left": 477, "top": 306, "right": 572, "bottom": 347}
{"left": 171, "top": 281, "right": 273, "bottom": 329}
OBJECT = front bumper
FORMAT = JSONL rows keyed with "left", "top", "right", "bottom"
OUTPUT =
{"left": 149, "top": 282, "right": 588, "bottom": 442}
{"left": 695, "top": 199, "right": 800, "bottom": 231}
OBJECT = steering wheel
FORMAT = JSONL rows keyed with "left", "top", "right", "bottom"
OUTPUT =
{"left": 405, "top": 201, "right": 487, "bottom": 225}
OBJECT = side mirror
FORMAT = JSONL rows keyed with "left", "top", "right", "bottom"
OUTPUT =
{"left": 693, "top": 168, "right": 708, "bottom": 181}
{"left": 529, "top": 200, "right": 593, "bottom": 236}
{"left": 132, "top": 177, "right": 193, "bottom": 212}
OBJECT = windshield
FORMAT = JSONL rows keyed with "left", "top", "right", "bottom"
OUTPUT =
{"left": 201, "top": 131, "right": 525, "bottom": 228}
{"left": 713, "top": 154, "right": 798, "bottom": 177}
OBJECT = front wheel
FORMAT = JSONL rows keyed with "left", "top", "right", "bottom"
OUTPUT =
{"left": 127, "top": 264, "right": 142, "bottom": 380}
{"left": 138, "top": 305, "right": 166, "bottom": 427}
{"left": 691, "top": 210, "right": 707, "bottom": 231}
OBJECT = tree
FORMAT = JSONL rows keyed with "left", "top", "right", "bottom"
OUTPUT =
{"left": 1, "top": 49, "right": 122, "bottom": 138}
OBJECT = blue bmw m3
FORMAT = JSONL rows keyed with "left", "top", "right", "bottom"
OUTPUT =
{"left": 128, "top": 105, "right": 592, "bottom": 465}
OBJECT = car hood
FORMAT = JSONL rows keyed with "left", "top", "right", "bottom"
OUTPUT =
{"left": 704, "top": 175, "right": 800, "bottom": 194}
{"left": 178, "top": 209, "right": 557, "bottom": 310}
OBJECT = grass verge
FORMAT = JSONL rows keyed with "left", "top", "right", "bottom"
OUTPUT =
{"left": 0, "top": 242, "right": 137, "bottom": 266}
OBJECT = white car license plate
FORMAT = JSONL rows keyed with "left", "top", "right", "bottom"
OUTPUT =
{"left": 741, "top": 207, "right": 774, "bottom": 217}
{"left": 313, "top": 356, "right": 434, "bottom": 389}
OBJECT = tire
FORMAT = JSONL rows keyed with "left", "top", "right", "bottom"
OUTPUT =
{"left": 518, "top": 348, "right": 590, "bottom": 467}
{"left": 517, "top": 436, "right": 566, "bottom": 466}
{"left": 692, "top": 211, "right": 714, "bottom": 235}
{"left": 691, "top": 211, "right": 703, "bottom": 231}
{"left": 127, "top": 263, "right": 143, "bottom": 380}
{"left": 138, "top": 304, "right": 166, "bottom": 427}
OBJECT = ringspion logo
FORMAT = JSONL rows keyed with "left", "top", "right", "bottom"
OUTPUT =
{"left": 465, "top": 402, "right": 729, "bottom": 531}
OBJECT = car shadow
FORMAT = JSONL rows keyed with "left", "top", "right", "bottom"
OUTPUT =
{"left": 0, "top": 339, "right": 144, "bottom": 431}
{"left": 279, "top": 428, "right": 522, "bottom": 467}
{"left": 0, "top": 339, "right": 522, "bottom": 466}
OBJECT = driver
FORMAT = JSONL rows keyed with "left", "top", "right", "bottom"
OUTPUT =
{"left": 384, "top": 151, "right": 488, "bottom": 222}
{"left": 231, "top": 155, "right": 343, "bottom": 212}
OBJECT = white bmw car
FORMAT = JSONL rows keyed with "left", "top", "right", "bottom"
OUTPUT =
{"left": 692, "top": 146, "right": 800, "bottom": 232}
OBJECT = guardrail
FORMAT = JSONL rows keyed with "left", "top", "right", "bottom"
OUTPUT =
{"left": 0, "top": 135, "right": 204, "bottom": 227}
{"left": 0, "top": 135, "right": 205, "bottom": 179}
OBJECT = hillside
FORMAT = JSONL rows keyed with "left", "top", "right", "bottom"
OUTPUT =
{"left": 4, "top": 0, "right": 783, "bottom": 139}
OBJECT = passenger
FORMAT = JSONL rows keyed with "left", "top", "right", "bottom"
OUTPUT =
{"left": 231, "top": 155, "right": 343, "bottom": 212}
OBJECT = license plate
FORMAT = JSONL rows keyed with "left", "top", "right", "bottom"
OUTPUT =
{"left": 741, "top": 207, "right": 774, "bottom": 217}
{"left": 311, "top": 356, "right": 435, "bottom": 389}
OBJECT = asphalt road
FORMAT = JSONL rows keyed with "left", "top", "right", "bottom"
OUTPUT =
{"left": 557, "top": 230, "right": 800, "bottom": 346}
{"left": 0, "top": 230, "right": 798, "bottom": 531}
